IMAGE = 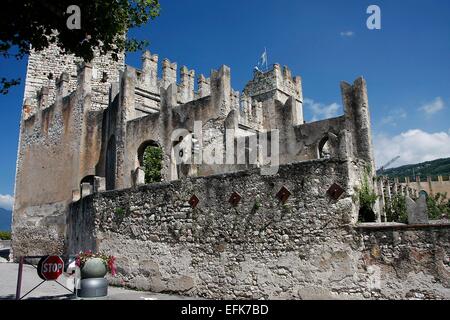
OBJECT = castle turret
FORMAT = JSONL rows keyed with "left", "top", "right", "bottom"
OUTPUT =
{"left": 341, "top": 77, "right": 375, "bottom": 171}
{"left": 243, "top": 64, "right": 304, "bottom": 127}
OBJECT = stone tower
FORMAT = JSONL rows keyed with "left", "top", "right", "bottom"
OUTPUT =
{"left": 12, "top": 44, "right": 124, "bottom": 256}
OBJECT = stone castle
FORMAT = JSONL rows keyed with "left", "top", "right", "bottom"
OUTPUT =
{"left": 12, "top": 45, "right": 449, "bottom": 299}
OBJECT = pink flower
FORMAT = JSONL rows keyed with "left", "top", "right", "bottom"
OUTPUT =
{"left": 75, "top": 251, "right": 117, "bottom": 276}
{"left": 108, "top": 256, "right": 117, "bottom": 276}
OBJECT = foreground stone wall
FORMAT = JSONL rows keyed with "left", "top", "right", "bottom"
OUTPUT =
{"left": 68, "top": 159, "right": 355, "bottom": 297}
{"left": 68, "top": 159, "right": 449, "bottom": 299}
{"left": 354, "top": 224, "right": 449, "bottom": 299}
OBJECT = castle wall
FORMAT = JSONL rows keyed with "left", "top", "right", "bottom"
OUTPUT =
{"left": 341, "top": 78, "right": 375, "bottom": 172}
{"left": 400, "top": 177, "right": 450, "bottom": 199}
{"left": 114, "top": 65, "right": 240, "bottom": 188}
{"left": 13, "top": 42, "right": 125, "bottom": 257}
{"left": 13, "top": 64, "right": 97, "bottom": 256}
{"left": 108, "top": 65, "right": 370, "bottom": 191}
{"left": 14, "top": 42, "right": 381, "bottom": 264}
{"left": 67, "top": 160, "right": 449, "bottom": 299}
{"left": 23, "top": 44, "right": 124, "bottom": 110}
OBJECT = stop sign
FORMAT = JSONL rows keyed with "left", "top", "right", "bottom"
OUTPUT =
{"left": 37, "top": 256, "right": 64, "bottom": 281}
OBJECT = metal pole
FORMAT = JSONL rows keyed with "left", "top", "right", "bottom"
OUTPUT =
{"left": 19, "top": 280, "right": 45, "bottom": 300}
{"left": 264, "top": 47, "right": 268, "bottom": 72}
{"left": 15, "top": 256, "right": 24, "bottom": 300}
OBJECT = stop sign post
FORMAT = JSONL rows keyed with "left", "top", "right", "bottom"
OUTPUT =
{"left": 16, "top": 255, "right": 73, "bottom": 300}
{"left": 38, "top": 255, "right": 65, "bottom": 281}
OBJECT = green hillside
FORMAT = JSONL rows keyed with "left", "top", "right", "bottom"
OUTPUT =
{"left": 379, "top": 157, "right": 450, "bottom": 180}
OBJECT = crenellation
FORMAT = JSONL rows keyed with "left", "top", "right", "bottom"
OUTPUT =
{"left": 198, "top": 74, "right": 211, "bottom": 98}
{"left": 188, "top": 69, "right": 195, "bottom": 100}
{"left": 162, "top": 58, "right": 178, "bottom": 89}
{"left": 22, "top": 98, "right": 34, "bottom": 121}
{"left": 283, "top": 65, "right": 292, "bottom": 80}
{"left": 178, "top": 66, "right": 195, "bottom": 103}
{"left": 244, "top": 63, "right": 303, "bottom": 129}
{"left": 230, "top": 89, "right": 240, "bottom": 111}
{"left": 210, "top": 65, "right": 232, "bottom": 117}
{"left": 37, "top": 86, "right": 49, "bottom": 111}
{"left": 55, "top": 72, "right": 70, "bottom": 98}
{"left": 252, "top": 100, "right": 264, "bottom": 128}
{"left": 141, "top": 50, "right": 159, "bottom": 91}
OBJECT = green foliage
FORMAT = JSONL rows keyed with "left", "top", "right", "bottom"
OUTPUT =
{"left": 253, "top": 198, "right": 261, "bottom": 211}
{"left": 282, "top": 203, "right": 291, "bottom": 213}
{"left": 357, "top": 167, "right": 378, "bottom": 222}
{"left": 381, "top": 157, "right": 450, "bottom": 180}
{"left": 426, "top": 192, "right": 450, "bottom": 220}
{"left": 1, "top": 0, "right": 160, "bottom": 93}
{"left": 1, "top": 78, "right": 21, "bottom": 95}
{"left": 385, "top": 194, "right": 408, "bottom": 223}
{"left": 143, "top": 146, "right": 162, "bottom": 184}
{"left": 0, "top": 231, "right": 11, "bottom": 240}
{"left": 115, "top": 207, "right": 125, "bottom": 218}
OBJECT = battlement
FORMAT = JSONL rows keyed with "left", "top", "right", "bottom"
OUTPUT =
{"left": 243, "top": 63, "right": 303, "bottom": 103}
{"left": 238, "top": 94, "right": 263, "bottom": 130}
{"left": 22, "top": 44, "right": 124, "bottom": 120}
{"left": 130, "top": 51, "right": 306, "bottom": 125}
{"left": 134, "top": 51, "right": 212, "bottom": 115}
{"left": 22, "top": 63, "right": 92, "bottom": 132}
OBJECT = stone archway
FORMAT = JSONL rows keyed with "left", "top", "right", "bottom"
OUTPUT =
{"left": 318, "top": 136, "right": 331, "bottom": 159}
{"left": 137, "top": 140, "right": 163, "bottom": 184}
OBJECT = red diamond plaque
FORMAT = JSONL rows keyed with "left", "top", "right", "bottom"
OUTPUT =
{"left": 229, "top": 192, "right": 242, "bottom": 207}
{"left": 188, "top": 194, "right": 199, "bottom": 208}
{"left": 327, "top": 183, "right": 344, "bottom": 200}
{"left": 276, "top": 186, "right": 292, "bottom": 204}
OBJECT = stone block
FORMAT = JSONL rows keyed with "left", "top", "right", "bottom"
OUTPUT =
{"left": 72, "top": 190, "right": 81, "bottom": 202}
{"left": 406, "top": 195, "right": 429, "bottom": 224}
{"left": 94, "top": 176, "right": 106, "bottom": 192}
{"left": 81, "top": 183, "right": 93, "bottom": 198}
{"left": 135, "top": 167, "right": 145, "bottom": 186}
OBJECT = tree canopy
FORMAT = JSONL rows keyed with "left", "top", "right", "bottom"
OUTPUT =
{"left": 0, "top": 0, "right": 160, "bottom": 94}
{"left": 143, "top": 146, "right": 163, "bottom": 184}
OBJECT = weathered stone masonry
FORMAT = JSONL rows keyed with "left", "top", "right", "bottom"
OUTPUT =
{"left": 68, "top": 160, "right": 450, "bottom": 299}
{"left": 12, "top": 43, "right": 449, "bottom": 299}
{"left": 13, "top": 43, "right": 371, "bottom": 256}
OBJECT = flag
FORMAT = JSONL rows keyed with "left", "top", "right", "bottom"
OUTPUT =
{"left": 260, "top": 50, "right": 267, "bottom": 66}
{"left": 257, "top": 48, "right": 268, "bottom": 71}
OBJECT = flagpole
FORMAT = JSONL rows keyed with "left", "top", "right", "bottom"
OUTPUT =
{"left": 264, "top": 47, "right": 268, "bottom": 72}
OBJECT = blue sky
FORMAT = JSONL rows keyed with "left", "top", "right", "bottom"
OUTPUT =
{"left": 1, "top": 0, "right": 450, "bottom": 209}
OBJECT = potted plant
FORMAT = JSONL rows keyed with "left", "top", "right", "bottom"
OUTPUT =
{"left": 75, "top": 251, "right": 116, "bottom": 298}
{"left": 75, "top": 250, "right": 116, "bottom": 279}
{"left": 75, "top": 250, "right": 117, "bottom": 278}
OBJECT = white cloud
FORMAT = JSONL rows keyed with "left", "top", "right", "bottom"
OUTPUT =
{"left": 304, "top": 98, "right": 341, "bottom": 122}
{"left": 340, "top": 31, "right": 355, "bottom": 37}
{"left": 419, "top": 97, "right": 445, "bottom": 115}
{"left": 374, "top": 129, "right": 450, "bottom": 169}
{"left": 380, "top": 108, "right": 407, "bottom": 126}
{"left": 0, "top": 194, "right": 14, "bottom": 211}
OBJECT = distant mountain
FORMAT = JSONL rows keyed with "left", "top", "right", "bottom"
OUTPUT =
{"left": 0, "top": 208, "right": 12, "bottom": 231}
{"left": 380, "top": 157, "right": 450, "bottom": 179}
